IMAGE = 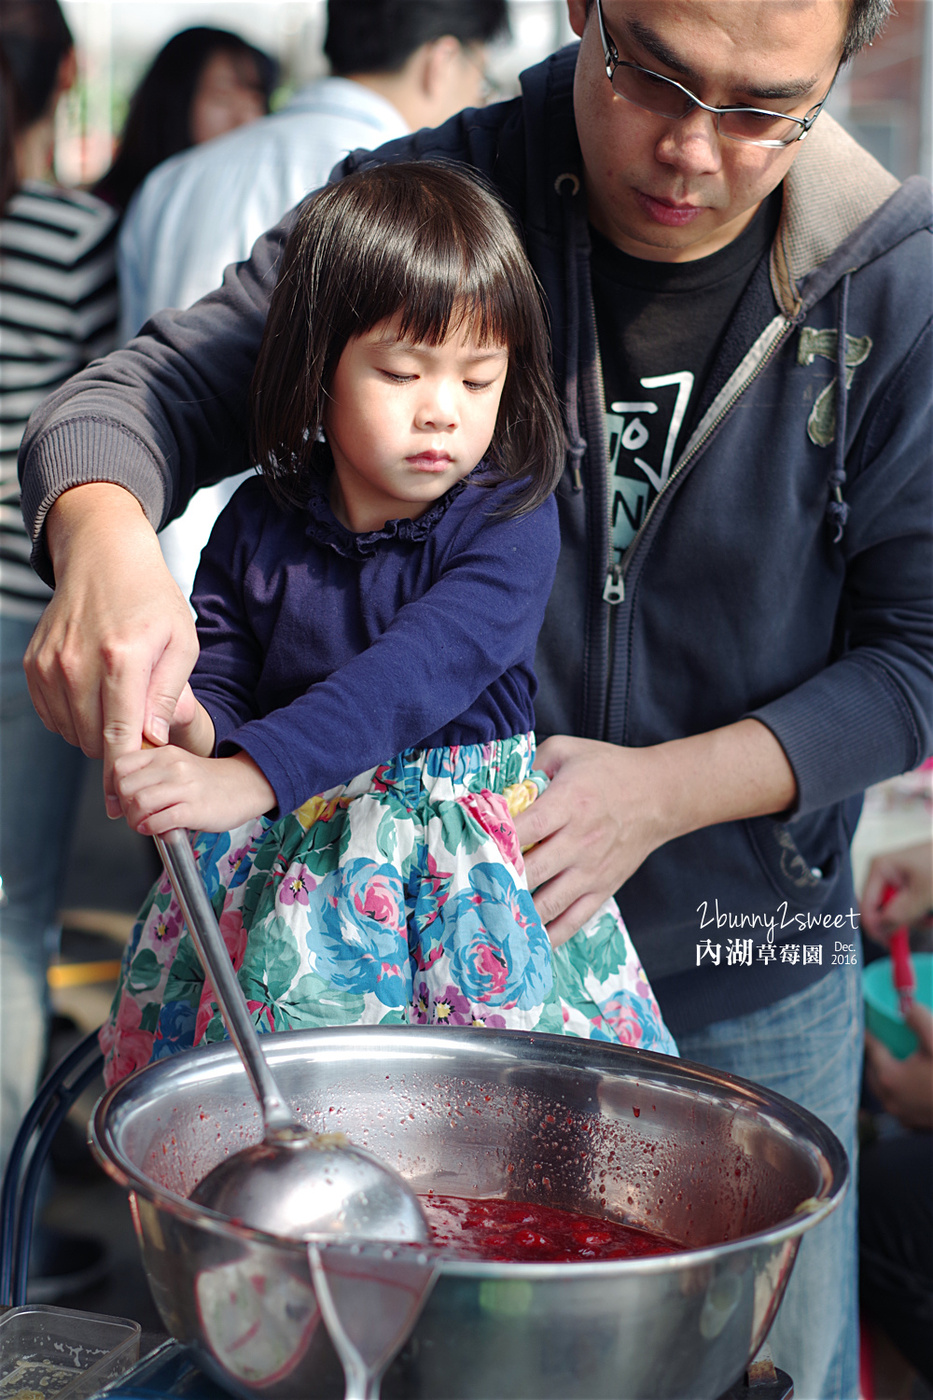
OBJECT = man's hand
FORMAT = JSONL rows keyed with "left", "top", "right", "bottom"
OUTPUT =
{"left": 860, "top": 843, "right": 933, "bottom": 946}
{"left": 113, "top": 746, "right": 275, "bottom": 835}
{"left": 24, "top": 484, "right": 199, "bottom": 817}
{"left": 514, "top": 720, "right": 797, "bottom": 947}
{"left": 513, "top": 736, "right": 669, "bottom": 945}
{"left": 864, "top": 1002, "right": 933, "bottom": 1131}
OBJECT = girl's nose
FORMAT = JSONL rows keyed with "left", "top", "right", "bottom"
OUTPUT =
{"left": 416, "top": 379, "right": 459, "bottom": 430}
{"left": 654, "top": 107, "right": 723, "bottom": 177}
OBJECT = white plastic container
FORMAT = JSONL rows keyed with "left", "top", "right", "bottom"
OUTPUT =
{"left": 0, "top": 1304, "right": 141, "bottom": 1400}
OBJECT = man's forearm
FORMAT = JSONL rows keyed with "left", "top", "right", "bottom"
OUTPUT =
{"left": 653, "top": 717, "right": 798, "bottom": 842}
{"left": 45, "top": 482, "right": 151, "bottom": 577}
{"left": 516, "top": 720, "right": 799, "bottom": 943}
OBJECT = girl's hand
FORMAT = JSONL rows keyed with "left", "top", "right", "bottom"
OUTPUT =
{"left": 113, "top": 746, "right": 275, "bottom": 834}
{"left": 168, "top": 684, "right": 216, "bottom": 757}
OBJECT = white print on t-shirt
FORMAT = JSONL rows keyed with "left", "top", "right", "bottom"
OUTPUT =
{"left": 606, "top": 370, "right": 694, "bottom": 554}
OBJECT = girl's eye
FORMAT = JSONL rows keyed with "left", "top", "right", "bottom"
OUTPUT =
{"left": 464, "top": 379, "right": 495, "bottom": 392}
{"left": 381, "top": 370, "right": 415, "bottom": 383}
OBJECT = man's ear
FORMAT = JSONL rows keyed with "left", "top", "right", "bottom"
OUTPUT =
{"left": 422, "top": 35, "right": 462, "bottom": 99}
{"left": 566, "top": 0, "right": 588, "bottom": 40}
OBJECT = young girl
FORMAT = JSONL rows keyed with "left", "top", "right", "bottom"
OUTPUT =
{"left": 100, "top": 163, "right": 675, "bottom": 1084}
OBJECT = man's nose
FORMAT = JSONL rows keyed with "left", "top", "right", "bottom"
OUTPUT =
{"left": 654, "top": 106, "right": 723, "bottom": 175}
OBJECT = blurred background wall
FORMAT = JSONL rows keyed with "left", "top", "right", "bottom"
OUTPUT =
{"left": 55, "top": 0, "right": 932, "bottom": 190}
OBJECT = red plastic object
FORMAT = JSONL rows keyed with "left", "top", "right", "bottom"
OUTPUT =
{"left": 881, "top": 882, "right": 915, "bottom": 1013}
{"left": 859, "top": 1319, "right": 875, "bottom": 1400}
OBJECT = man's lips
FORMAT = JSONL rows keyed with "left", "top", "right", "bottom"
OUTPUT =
{"left": 635, "top": 191, "right": 706, "bottom": 226}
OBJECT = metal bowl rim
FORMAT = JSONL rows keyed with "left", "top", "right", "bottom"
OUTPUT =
{"left": 89, "top": 1024, "right": 848, "bottom": 1276}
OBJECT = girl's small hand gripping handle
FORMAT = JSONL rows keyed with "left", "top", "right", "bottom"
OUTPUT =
{"left": 881, "top": 881, "right": 915, "bottom": 1013}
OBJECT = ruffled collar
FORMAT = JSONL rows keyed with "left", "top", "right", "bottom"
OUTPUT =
{"left": 303, "top": 477, "right": 469, "bottom": 559}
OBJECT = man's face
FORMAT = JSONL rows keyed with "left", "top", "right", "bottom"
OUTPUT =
{"left": 567, "top": 0, "right": 846, "bottom": 261}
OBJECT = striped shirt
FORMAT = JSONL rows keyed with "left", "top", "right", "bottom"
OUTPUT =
{"left": 0, "top": 182, "right": 118, "bottom": 620}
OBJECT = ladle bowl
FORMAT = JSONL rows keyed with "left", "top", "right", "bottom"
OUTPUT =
{"left": 153, "top": 827, "right": 427, "bottom": 1245}
{"left": 90, "top": 1025, "right": 847, "bottom": 1399}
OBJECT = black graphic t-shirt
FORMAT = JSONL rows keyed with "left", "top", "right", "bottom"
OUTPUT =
{"left": 591, "top": 190, "right": 781, "bottom": 567}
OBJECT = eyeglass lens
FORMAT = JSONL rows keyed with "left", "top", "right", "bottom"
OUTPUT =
{"left": 611, "top": 65, "right": 802, "bottom": 144}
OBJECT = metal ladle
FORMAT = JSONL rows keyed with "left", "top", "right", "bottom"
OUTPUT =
{"left": 153, "top": 827, "right": 429, "bottom": 1244}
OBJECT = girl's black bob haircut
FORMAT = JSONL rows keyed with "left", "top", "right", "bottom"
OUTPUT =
{"left": 251, "top": 161, "right": 565, "bottom": 517}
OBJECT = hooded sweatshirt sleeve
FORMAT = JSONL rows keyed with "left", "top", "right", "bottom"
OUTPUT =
{"left": 749, "top": 310, "right": 933, "bottom": 813}
{"left": 17, "top": 208, "right": 295, "bottom": 586}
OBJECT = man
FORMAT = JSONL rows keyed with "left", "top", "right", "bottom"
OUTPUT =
{"left": 18, "top": 1, "right": 933, "bottom": 1393}
{"left": 119, "top": 0, "right": 508, "bottom": 602}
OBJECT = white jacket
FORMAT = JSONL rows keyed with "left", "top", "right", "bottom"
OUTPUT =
{"left": 118, "top": 76, "right": 409, "bottom": 341}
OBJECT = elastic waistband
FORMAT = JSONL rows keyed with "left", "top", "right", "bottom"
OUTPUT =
{"left": 339, "top": 732, "right": 538, "bottom": 806}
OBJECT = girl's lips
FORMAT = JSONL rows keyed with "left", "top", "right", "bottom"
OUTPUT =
{"left": 635, "top": 191, "right": 706, "bottom": 227}
{"left": 407, "top": 453, "right": 453, "bottom": 471}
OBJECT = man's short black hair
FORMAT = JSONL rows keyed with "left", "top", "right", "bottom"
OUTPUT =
{"left": 325, "top": 0, "right": 509, "bottom": 77}
{"left": 582, "top": 0, "right": 893, "bottom": 64}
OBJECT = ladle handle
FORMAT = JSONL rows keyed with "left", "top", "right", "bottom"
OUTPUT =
{"left": 154, "top": 827, "right": 299, "bottom": 1136}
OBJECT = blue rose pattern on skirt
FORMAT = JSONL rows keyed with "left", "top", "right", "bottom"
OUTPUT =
{"left": 100, "top": 734, "right": 676, "bottom": 1084}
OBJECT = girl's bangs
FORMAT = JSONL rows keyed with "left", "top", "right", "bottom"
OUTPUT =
{"left": 323, "top": 169, "right": 528, "bottom": 352}
{"left": 355, "top": 254, "right": 518, "bottom": 351}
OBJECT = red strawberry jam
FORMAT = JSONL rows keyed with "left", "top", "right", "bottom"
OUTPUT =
{"left": 421, "top": 1195, "right": 680, "bottom": 1263}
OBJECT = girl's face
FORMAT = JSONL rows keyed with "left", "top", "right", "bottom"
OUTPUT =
{"left": 323, "top": 313, "right": 508, "bottom": 534}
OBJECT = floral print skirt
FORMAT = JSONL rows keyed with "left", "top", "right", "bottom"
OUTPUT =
{"left": 100, "top": 733, "right": 676, "bottom": 1085}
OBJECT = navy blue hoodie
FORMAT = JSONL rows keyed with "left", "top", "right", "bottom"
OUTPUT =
{"left": 20, "top": 46, "right": 933, "bottom": 1034}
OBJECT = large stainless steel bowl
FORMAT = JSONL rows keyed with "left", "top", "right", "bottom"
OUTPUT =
{"left": 90, "top": 1027, "right": 847, "bottom": 1399}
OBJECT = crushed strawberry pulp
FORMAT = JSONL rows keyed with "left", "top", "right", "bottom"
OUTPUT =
{"left": 421, "top": 1194, "right": 681, "bottom": 1263}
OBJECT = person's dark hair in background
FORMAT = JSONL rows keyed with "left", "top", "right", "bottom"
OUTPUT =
{"left": 0, "top": 0, "right": 73, "bottom": 206}
{"left": 324, "top": 0, "right": 509, "bottom": 76}
{"left": 94, "top": 26, "right": 278, "bottom": 211}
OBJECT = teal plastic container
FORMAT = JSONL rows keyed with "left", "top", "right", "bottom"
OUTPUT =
{"left": 863, "top": 951, "right": 933, "bottom": 1058}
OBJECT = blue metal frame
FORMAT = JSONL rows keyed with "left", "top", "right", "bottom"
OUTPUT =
{"left": 0, "top": 1028, "right": 104, "bottom": 1305}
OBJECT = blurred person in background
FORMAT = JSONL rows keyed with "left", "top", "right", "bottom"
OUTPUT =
{"left": 0, "top": 0, "right": 117, "bottom": 1290}
{"left": 859, "top": 839, "right": 933, "bottom": 1389}
{"left": 93, "top": 25, "right": 277, "bottom": 213}
{"left": 118, "top": 0, "right": 509, "bottom": 606}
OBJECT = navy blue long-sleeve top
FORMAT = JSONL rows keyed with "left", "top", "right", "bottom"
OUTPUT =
{"left": 190, "top": 472, "right": 560, "bottom": 817}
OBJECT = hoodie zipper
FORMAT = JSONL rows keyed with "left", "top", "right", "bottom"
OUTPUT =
{"left": 592, "top": 346, "right": 627, "bottom": 604}
{"left": 600, "top": 313, "right": 796, "bottom": 743}
{"left": 602, "top": 313, "right": 796, "bottom": 607}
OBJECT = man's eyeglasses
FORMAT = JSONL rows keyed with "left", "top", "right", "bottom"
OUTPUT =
{"left": 594, "top": 0, "right": 835, "bottom": 148}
